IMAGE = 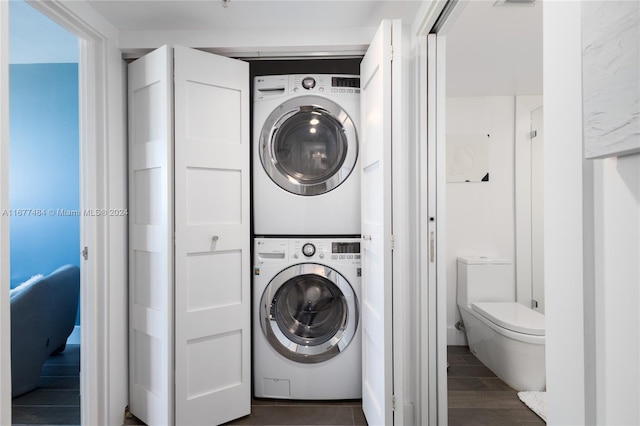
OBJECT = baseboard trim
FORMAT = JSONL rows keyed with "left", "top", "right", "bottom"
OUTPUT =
{"left": 447, "top": 325, "right": 468, "bottom": 346}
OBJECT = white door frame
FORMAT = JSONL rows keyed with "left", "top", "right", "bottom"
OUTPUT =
{"left": 0, "top": 3, "right": 11, "bottom": 423}
{"left": 413, "top": 1, "right": 464, "bottom": 424}
{"left": 0, "top": 1, "right": 126, "bottom": 424}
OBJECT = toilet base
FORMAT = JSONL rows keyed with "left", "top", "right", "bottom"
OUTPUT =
{"left": 459, "top": 306, "right": 546, "bottom": 391}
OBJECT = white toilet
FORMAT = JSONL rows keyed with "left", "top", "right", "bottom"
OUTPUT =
{"left": 457, "top": 256, "right": 546, "bottom": 391}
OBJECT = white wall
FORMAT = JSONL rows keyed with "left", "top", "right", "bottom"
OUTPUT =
{"left": 445, "top": 96, "right": 515, "bottom": 345}
{"left": 586, "top": 11, "right": 640, "bottom": 425}
{"left": 543, "top": 2, "right": 586, "bottom": 424}
{"left": 594, "top": 154, "right": 640, "bottom": 424}
{"left": 544, "top": 3, "right": 640, "bottom": 425}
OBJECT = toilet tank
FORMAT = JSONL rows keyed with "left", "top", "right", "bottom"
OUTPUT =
{"left": 457, "top": 257, "right": 515, "bottom": 307}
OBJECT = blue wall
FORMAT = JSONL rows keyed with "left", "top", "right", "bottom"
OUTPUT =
{"left": 9, "top": 0, "right": 78, "bottom": 65}
{"left": 9, "top": 63, "right": 80, "bottom": 289}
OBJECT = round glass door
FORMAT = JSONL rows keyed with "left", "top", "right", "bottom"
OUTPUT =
{"left": 260, "top": 264, "right": 359, "bottom": 364}
{"left": 260, "top": 96, "right": 358, "bottom": 196}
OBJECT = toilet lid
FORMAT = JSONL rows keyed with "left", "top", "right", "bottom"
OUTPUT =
{"left": 471, "top": 302, "right": 545, "bottom": 336}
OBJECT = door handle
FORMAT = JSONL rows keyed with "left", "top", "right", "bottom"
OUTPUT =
{"left": 430, "top": 231, "right": 435, "bottom": 263}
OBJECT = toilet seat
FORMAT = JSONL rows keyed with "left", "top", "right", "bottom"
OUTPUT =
{"left": 471, "top": 302, "right": 545, "bottom": 336}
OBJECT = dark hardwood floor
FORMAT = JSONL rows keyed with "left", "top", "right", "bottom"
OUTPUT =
{"left": 223, "top": 399, "right": 366, "bottom": 426}
{"left": 124, "top": 398, "right": 365, "bottom": 425}
{"left": 13, "top": 344, "right": 541, "bottom": 425}
{"left": 11, "top": 344, "right": 80, "bottom": 425}
{"left": 448, "top": 345, "right": 545, "bottom": 425}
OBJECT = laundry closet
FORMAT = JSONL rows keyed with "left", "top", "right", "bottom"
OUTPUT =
{"left": 127, "top": 18, "right": 417, "bottom": 426}
{"left": 249, "top": 60, "right": 363, "bottom": 404}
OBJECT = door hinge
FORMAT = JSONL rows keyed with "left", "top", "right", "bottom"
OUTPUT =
{"left": 390, "top": 234, "right": 395, "bottom": 250}
{"left": 532, "top": 299, "right": 539, "bottom": 309}
{"left": 390, "top": 45, "right": 394, "bottom": 62}
{"left": 530, "top": 130, "right": 538, "bottom": 139}
{"left": 392, "top": 394, "right": 396, "bottom": 411}
{"left": 82, "top": 246, "right": 89, "bottom": 261}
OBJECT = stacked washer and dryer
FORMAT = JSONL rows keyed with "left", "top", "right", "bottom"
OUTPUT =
{"left": 252, "top": 74, "right": 362, "bottom": 400}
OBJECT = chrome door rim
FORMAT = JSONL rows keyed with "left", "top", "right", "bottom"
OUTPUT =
{"left": 260, "top": 95, "right": 358, "bottom": 196}
{"left": 260, "top": 263, "right": 359, "bottom": 364}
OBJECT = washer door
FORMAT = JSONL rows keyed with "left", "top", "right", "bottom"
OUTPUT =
{"left": 260, "top": 263, "right": 359, "bottom": 364}
{"left": 260, "top": 95, "right": 358, "bottom": 196}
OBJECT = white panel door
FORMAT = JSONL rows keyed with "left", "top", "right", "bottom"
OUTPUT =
{"left": 128, "top": 45, "right": 174, "bottom": 426}
{"left": 360, "top": 20, "right": 394, "bottom": 426}
{"left": 173, "top": 46, "right": 251, "bottom": 425}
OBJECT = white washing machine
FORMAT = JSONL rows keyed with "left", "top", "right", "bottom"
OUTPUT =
{"left": 253, "top": 237, "right": 362, "bottom": 400}
{"left": 253, "top": 74, "right": 360, "bottom": 236}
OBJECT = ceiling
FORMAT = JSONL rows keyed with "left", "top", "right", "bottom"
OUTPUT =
{"left": 445, "top": 0, "right": 543, "bottom": 96}
{"left": 86, "top": 0, "right": 541, "bottom": 96}
{"left": 87, "top": 0, "right": 425, "bottom": 31}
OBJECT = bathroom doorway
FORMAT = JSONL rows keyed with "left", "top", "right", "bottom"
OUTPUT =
{"left": 437, "top": 0, "right": 544, "bottom": 423}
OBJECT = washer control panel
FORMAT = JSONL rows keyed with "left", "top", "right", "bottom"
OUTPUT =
{"left": 255, "top": 238, "right": 361, "bottom": 266}
{"left": 290, "top": 239, "right": 361, "bottom": 265}
{"left": 302, "top": 243, "right": 316, "bottom": 257}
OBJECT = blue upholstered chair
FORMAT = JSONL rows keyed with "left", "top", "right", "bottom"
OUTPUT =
{"left": 10, "top": 265, "right": 80, "bottom": 397}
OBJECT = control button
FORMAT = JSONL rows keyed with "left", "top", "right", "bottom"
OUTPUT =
{"left": 293, "top": 253, "right": 299, "bottom": 259}
{"left": 293, "top": 87, "right": 299, "bottom": 93}
{"left": 339, "top": 255, "right": 345, "bottom": 259}
{"left": 348, "top": 89, "right": 353, "bottom": 93}
{"left": 319, "top": 87, "right": 324, "bottom": 92}
{"left": 339, "top": 89, "right": 345, "bottom": 93}
{"left": 319, "top": 254, "right": 325, "bottom": 259}
{"left": 302, "top": 243, "right": 316, "bottom": 257}
{"left": 347, "top": 255, "right": 353, "bottom": 259}
{"left": 355, "top": 89, "right": 361, "bottom": 93}
{"left": 331, "top": 255, "right": 337, "bottom": 260}
{"left": 355, "top": 255, "right": 361, "bottom": 259}
{"left": 331, "top": 88, "right": 338, "bottom": 93}
{"left": 302, "top": 77, "right": 316, "bottom": 90}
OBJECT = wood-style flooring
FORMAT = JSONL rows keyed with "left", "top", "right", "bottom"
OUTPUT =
{"left": 11, "top": 343, "right": 543, "bottom": 425}
{"left": 125, "top": 398, "right": 366, "bottom": 425}
{"left": 223, "top": 399, "right": 366, "bottom": 426}
{"left": 448, "top": 345, "right": 545, "bottom": 425}
{"left": 11, "top": 344, "right": 81, "bottom": 425}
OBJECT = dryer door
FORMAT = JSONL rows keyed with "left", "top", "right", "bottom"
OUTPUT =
{"left": 259, "top": 96, "right": 358, "bottom": 196}
{"left": 260, "top": 264, "right": 359, "bottom": 363}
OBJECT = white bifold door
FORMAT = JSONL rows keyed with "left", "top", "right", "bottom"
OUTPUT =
{"left": 360, "top": 20, "right": 397, "bottom": 426}
{"left": 128, "top": 20, "right": 398, "bottom": 426}
{"left": 128, "top": 45, "right": 251, "bottom": 426}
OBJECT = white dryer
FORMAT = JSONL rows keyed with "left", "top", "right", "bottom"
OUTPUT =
{"left": 253, "top": 74, "right": 360, "bottom": 236}
{"left": 253, "top": 237, "right": 362, "bottom": 400}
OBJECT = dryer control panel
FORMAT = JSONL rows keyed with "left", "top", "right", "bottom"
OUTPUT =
{"left": 254, "top": 74, "right": 360, "bottom": 101}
